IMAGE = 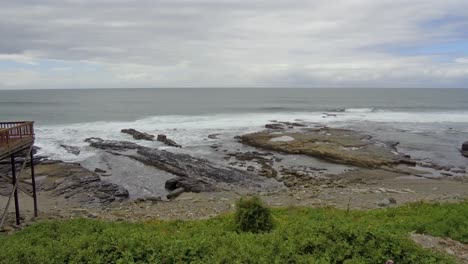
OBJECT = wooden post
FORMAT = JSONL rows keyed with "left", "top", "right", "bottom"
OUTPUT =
{"left": 30, "top": 149, "right": 38, "bottom": 217}
{"left": 10, "top": 154, "right": 20, "bottom": 225}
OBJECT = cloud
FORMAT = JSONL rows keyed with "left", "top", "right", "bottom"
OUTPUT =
{"left": 0, "top": 0, "right": 468, "bottom": 89}
{"left": 0, "top": 54, "right": 38, "bottom": 65}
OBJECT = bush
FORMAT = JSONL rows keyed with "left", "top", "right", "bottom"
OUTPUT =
{"left": 234, "top": 196, "right": 274, "bottom": 233}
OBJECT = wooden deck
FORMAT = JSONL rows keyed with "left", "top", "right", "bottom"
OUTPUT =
{"left": 0, "top": 122, "right": 35, "bottom": 160}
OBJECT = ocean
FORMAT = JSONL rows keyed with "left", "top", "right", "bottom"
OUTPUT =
{"left": 1, "top": 88, "right": 468, "bottom": 168}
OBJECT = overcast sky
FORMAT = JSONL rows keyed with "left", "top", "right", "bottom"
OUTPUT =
{"left": 0, "top": 0, "right": 467, "bottom": 89}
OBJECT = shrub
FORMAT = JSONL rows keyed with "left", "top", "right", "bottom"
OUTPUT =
{"left": 234, "top": 196, "right": 274, "bottom": 233}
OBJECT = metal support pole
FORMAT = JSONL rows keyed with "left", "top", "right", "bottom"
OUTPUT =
{"left": 10, "top": 154, "right": 20, "bottom": 225}
{"left": 30, "top": 149, "right": 38, "bottom": 217}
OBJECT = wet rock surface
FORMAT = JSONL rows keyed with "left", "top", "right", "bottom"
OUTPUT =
{"left": 121, "top": 128, "right": 155, "bottom": 141}
{"left": 85, "top": 137, "right": 140, "bottom": 150}
{"left": 38, "top": 162, "right": 129, "bottom": 206}
{"left": 157, "top": 134, "right": 182, "bottom": 148}
{"left": 265, "top": 123, "right": 285, "bottom": 130}
{"left": 165, "top": 177, "right": 217, "bottom": 193}
{"left": 51, "top": 172, "right": 128, "bottom": 205}
{"left": 0, "top": 159, "right": 129, "bottom": 207}
{"left": 462, "top": 141, "right": 468, "bottom": 151}
{"left": 240, "top": 127, "right": 404, "bottom": 168}
{"left": 87, "top": 138, "right": 282, "bottom": 193}
{"left": 462, "top": 141, "right": 468, "bottom": 157}
{"left": 59, "top": 144, "right": 81, "bottom": 155}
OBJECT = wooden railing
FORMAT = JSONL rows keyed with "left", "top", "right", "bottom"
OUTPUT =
{"left": 0, "top": 122, "right": 35, "bottom": 148}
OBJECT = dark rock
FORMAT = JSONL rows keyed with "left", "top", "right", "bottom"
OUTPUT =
{"left": 462, "top": 141, "right": 468, "bottom": 151}
{"left": 40, "top": 160, "right": 63, "bottom": 165}
{"left": 292, "top": 122, "right": 307, "bottom": 127}
{"left": 85, "top": 138, "right": 140, "bottom": 151}
{"left": 208, "top": 133, "right": 220, "bottom": 139}
{"left": 247, "top": 166, "right": 255, "bottom": 171}
{"left": 461, "top": 141, "right": 468, "bottom": 157}
{"left": 165, "top": 177, "right": 216, "bottom": 192}
{"left": 157, "top": 134, "right": 181, "bottom": 148}
{"left": 132, "top": 147, "right": 269, "bottom": 187}
{"left": 278, "top": 121, "right": 307, "bottom": 127}
{"left": 88, "top": 139, "right": 281, "bottom": 192}
{"left": 94, "top": 168, "right": 107, "bottom": 173}
{"left": 165, "top": 178, "right": 179, "bottom": 190}
{"left": 60, "top": 144, "right": 81, "bottom": 155}
{"left": 167, "top": 187, "right": 185, "bottom": 199}
{"left": 121, "top": 128, "right": 154, "bottom": 141}
{"left": 50, "top": 166, "right": 129, "bottom": 206}
{"left": 399, "top": 159, "right": 416, "bottom": 166}
{"left": 32, "top": 145, "right": 41, "bottom": 155}
{"left": 265, "top": 123, "right": 285, "bottom": 130}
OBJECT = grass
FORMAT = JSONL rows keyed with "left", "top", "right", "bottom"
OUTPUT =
{"left": 0, "top": 201, "right": 467, "bottom": 263}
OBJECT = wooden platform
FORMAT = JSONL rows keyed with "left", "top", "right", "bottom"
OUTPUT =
{"left": 0, "top": 121, "right": 37, "bottom": 227}
{"left": 0, "top": 122, "right": 35, "bottom": 160}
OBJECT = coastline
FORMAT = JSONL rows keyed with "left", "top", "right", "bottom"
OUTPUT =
{"left": 1, "top": 120, "right": 467, "bottom": 227}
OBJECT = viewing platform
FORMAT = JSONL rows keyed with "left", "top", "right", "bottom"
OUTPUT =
{"left": 0, "top": 122, "right": 35, "bottom": 160}
{"left": 0, "top": 121, "right": 37, "bottom": 227}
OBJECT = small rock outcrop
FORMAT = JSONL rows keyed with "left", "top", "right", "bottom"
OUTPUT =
{"left": 94, "top": 168, "right": 107, "bottom": 173}
{"left": 208, "top": 134, "right": 220, "bottom": 139}
{"left": 84, "top": 138, "right": 140, "bottom": 150}
{"left": 52, "top": 174, "right": 128, "bottom": 205}
{"left": 166, "top": 187, "right": 185, "bottom": 199}
{"left": 265, "top": 123, "right": 285, "bottom": 130}
{"left": 59, "top": 144, "right": 80, "bottom": 155}
{"left": 37, "top": 162, "right": 129, "bottom": 206}
{"left": 240, "top": 127, "right": 403, "bottom": 168}
{"left": 157, "top": 134, "right": 181, "bottom": 148}
{"left": 461, "top": 141, "right": 468, "bottom": 157}
{"left": 165, "top": 177, "right": 217, "bottom": 192}
{"left": 121, "top": 128, "right": 154, "bottom": 141}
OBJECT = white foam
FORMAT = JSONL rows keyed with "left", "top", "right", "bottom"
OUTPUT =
{"left": 34, "top": 110, "right": 468, "bottom": 162}
{"left": 344, "top": 108, "right": 375, "bottom": 113}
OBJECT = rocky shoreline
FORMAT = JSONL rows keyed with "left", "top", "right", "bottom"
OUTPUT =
{"left": 1, "top": 122, "right": 467, "bottom": 231}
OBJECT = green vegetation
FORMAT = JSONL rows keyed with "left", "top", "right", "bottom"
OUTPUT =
{"left": 234, "top": 196, "right": 274, "bottom": 233}
{"left": 1, "top": 201, "right": 467, "bottom": 263}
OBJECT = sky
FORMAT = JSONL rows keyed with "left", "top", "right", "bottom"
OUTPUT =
{"left": 0, "top": 0, "right": 468, "bottom": 89}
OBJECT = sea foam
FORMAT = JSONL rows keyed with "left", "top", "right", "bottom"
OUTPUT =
{"left": 34, "top": 110, "right": 468, "bottom": 162}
